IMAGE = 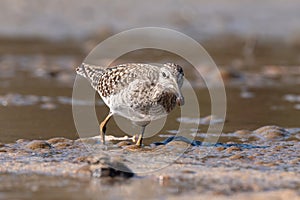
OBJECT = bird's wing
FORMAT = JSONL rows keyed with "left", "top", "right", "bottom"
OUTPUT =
{"left": 97, "top": 63, "right": 160, "bottom": 97}
{"left": 76, "top": 63, "right": 160, "bottom": 98}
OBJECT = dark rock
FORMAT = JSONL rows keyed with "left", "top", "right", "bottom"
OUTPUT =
{"left": 88, "top": 156, "right": 134, "bottom": 178}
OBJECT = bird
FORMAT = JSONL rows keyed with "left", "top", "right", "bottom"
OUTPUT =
{"left": 76, "top": 62, "right": 185, "bottom": 146}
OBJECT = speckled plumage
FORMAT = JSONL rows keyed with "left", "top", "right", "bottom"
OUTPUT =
{"left": 76, "top": 62, "right": 184, "bottom": 146}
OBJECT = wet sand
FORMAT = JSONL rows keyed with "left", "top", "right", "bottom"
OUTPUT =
{"left": 0, "top": 125, "right": 299, "bottom": 199}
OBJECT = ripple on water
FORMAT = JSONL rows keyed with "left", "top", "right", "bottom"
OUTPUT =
{"left": 0, "top": 93, "right": 104, "bottom": 108}
{"left": 177, "top": 115, "right": 224, "bottom": 125}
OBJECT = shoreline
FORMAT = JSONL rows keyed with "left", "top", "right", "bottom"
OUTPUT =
{"left": 1, "top": 125, "right": 299, "bottom": 199}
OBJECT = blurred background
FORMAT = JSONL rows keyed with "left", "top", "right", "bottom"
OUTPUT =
{"left": 0, "top": 0, "right": 300, "bottom": 143}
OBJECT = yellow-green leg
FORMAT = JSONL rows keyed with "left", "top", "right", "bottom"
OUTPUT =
{"left": 135, "top": 126, "right": 146, "bottom": 147}
{"left": 100, "top": 112, "right": 113, "bottom": 144}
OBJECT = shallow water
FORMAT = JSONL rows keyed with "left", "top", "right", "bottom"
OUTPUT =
{"left": 0, "top": 56, "right": 300, "bottom": 144}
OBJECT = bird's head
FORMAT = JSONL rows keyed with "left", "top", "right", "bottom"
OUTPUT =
{"left": 158, "top": 63, "right": 185, "bottom": 106}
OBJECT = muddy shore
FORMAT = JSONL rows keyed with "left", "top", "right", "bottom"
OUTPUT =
{"left": 0, "top": 125, "right": 299, "bottom": 199}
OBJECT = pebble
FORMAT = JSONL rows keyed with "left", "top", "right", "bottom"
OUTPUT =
{"left": 87, "top": 157, "right": 134, "bottom": 178}
{"left": 216, "top": 146, "right": 225, "bottom": 151}
{"left": 90, "top": 164, "right": 134, "bottom": 178}
{"left": 229, "top": 153, "right": 244, "bottom": 160}
{"left": 47, "top": 137, "right": 72, "bottom": 144}
{"left": 25, "top": 140, "right": 52, "bottom": 150}
{"left": 254, "top": 126, "right": 289, "bottom": 139}
{"left": 226, "top": 146, "right": 241, "bottom": 153}
{"left": 165, "top": 140, "right": 191, "bottom": 148}
{"left": 78, "top": 155, "right": 128, "bottom": 178}
{"left": 53, "top": 142, "right": 72, "bottom": 149}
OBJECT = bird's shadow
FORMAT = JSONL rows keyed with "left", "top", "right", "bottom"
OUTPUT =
{"left": 152, "top": 136, "right": 268, "bottom": 149}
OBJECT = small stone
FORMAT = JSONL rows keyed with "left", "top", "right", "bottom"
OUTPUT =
{"left": 165, "top": 140, "right": 191, "bottom": 148}
{"left": 90, "top": 160, "right": 134, "bottom": 178}
{"left": 25, "top": 140, "right": 52, "bottom": 150}
{"left": 254, "top": 125, "right": 289, "bottom": 140}
{"left": 47, "top": 137, "right": 72, "bottom": 144}
{"left": 229, "top": 153, "right": 244, "bottom": 160}
{"left": 216, "top": 146, "right": 225, "bottom": 151}
{"left": 226, "top": 146, "right": 241, "bottom": 153}
{"left": 53, "top": 142, "right": 72, "bottom": 149}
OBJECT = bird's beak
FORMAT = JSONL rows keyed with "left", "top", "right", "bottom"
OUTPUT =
{"left": 168, "top": 78, "right": 184, "bottom": 106}
{"left": 176, "top": 95, "right": 185, "bottom": 106}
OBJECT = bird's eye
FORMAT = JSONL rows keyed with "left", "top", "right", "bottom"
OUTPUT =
{"left": 162, "top": 72, "right": 167, "bottom": 78}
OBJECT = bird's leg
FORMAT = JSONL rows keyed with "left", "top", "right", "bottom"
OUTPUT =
{"left": 100, "top": 112, "right": 113, "bottom": 145}
{"left": 135, "top": 125, "right": 146, "bottom": 147}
